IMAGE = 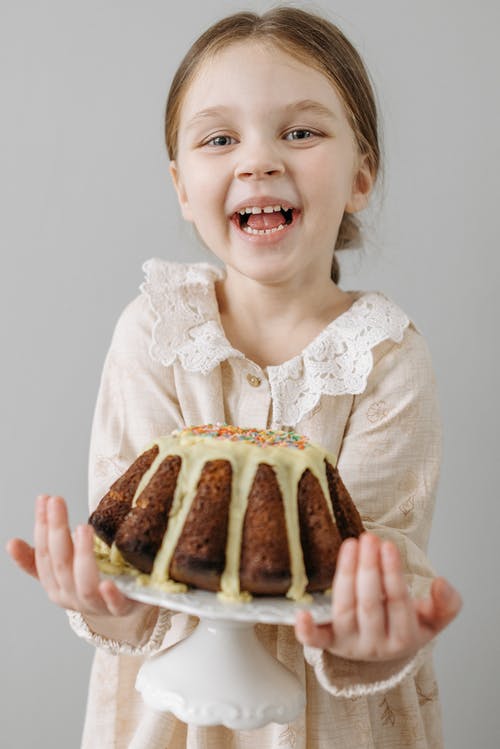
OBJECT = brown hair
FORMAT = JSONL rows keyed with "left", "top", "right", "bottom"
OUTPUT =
{"left": 165, "top": 6, "right": 382, "bottom": 283}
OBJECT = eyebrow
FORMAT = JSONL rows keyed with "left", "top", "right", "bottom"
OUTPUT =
{"left": 185, "top": 98, "right": 338, "bottom": 130}
{"left": 285, "top": 99, "right": 339, "bottom": 120}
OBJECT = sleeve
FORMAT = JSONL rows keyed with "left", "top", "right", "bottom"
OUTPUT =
{"left": 67, "top": 293, "right": 182, "bottom": 654}
{"left": 304, "top": 322, "right": 442, "bottom": 696}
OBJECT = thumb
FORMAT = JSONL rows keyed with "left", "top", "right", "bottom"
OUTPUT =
{"left": 6, "top": 538, "right": 39, "bottom": 579}
{"left": 294, "top": 610, "right": 334, "bottom": 649}
{"left": 417, "top": 577, "right": 462, "bottom": 634}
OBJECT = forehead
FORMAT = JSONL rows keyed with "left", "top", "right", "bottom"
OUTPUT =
{"left": 178, "top": 40, "right": 349, "bottom": 126}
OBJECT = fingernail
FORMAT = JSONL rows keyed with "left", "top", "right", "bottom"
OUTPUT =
{"left": 381, "top": 541, "right": 396, "bottom": 561}
{"left": 36, "top": 495, "right": 48, "bottom": 518}
{"left": 341, "top": 537, "right": 356, "bottom": 558}
{"left": 49, "top": 496, "right": 62, "bottom": 520}
{"left": 342, "top": 537, "right": 356, "bottom": 551}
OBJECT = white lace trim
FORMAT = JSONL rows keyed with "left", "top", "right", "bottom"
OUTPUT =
{"left": 140, "top": 258, "right": 410, "bottom": 424}
{"left": 304, "top": 642, "right": 431, "bottom": 698}
{"left": 267, "top": 292, "right": 409, "bottom": 426}
{"left": 140, "top": 259, "right": 243, "bottom": 375}
{"left": 66, "top": 608, "right": 172, "bottom": 656}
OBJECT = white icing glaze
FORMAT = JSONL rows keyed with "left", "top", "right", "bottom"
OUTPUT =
{"left": 97, "top": 428, "right": 338, "bottom": 601}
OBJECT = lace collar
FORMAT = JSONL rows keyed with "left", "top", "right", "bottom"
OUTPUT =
{"left": 140, "top": 258, "right": 410, "bottom": 425}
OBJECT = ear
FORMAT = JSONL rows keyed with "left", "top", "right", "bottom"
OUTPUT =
{"left": 345, "top": 153, "right": 375, "bottom": 214}
{"left": 169, "top": 160, "right": 194, "bottom": 222}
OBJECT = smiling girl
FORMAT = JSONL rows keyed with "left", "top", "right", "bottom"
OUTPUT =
{"left": 7, "top": 6, "right": 461, "bottom": 748}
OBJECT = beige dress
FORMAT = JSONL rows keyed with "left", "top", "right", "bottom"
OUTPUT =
{"left": 68, "top": 259, "right": 444, "bottom": 748}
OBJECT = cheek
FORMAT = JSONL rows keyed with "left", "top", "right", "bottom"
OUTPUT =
{"left": 184, "top": 164, "right": 226, "bottom": 213}
{"left": 300, "top": 152, "right": 353, "bottom": 234}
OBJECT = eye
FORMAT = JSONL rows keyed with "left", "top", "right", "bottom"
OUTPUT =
{"left": 203, "top": 134, "right": 237, "bottom": 147}
{"left": 284, "top": 129, "right": 318, "bottom": 141}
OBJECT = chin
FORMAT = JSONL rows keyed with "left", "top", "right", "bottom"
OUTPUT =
{"left": 225, "top": 253, "right": 301, "bottom": 286}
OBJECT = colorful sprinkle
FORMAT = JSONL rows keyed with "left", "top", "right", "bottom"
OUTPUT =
{"left": 182, "top": 424, "right": 309, "bottom": 449}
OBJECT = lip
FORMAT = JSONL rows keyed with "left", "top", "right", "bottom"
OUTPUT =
{"left": 229, "top": 205, "right": 301, "bottom": 245}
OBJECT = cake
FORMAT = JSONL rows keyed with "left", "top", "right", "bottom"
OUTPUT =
{"left": 89, "top": 425, "right": 364, "bottom": 601}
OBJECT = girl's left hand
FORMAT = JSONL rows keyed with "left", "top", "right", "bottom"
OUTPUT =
{"left": 294, "top": 532, "right": 462, "bottom": 661}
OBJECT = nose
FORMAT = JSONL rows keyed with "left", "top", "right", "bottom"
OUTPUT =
{"left": 234, "top": 139, "right": 285, "bottom": 180}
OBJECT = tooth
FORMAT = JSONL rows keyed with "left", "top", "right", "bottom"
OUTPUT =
{"left": 263, "top": 206, "right": 274, "bottom": 213}
{"left": 242, "top": 222, "right": 289, "bottom": 235}
{"left": 239, "top": 209, "right": 246, "bottom": 215}
{"left": 251, "top": 207, "right": 262, "bottom": 214}
{"left": 273, "top": 204, "right": 281, "bottom": 211}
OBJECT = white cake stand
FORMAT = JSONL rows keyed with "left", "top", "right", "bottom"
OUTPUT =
{"left": 105, "top": 574, "right": 333, "bottom": 730}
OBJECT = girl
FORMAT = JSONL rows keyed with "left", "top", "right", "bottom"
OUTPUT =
{"left": 7, "top": 6, "right": 462, "bottom": 748}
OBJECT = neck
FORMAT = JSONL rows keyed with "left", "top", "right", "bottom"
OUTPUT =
{"left": 218, "top": 266, "right": 344, "bottom": 325}
{"left": 215, "top": 265, "right": 355, "bottom": 367}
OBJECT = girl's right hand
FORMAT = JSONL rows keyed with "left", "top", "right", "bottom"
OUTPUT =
{"left": 7, "top": 494, "right": 146, "bottom": 618}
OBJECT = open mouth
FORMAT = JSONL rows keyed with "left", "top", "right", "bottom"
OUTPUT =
{"left": 231, "top": 206, "right": 298, "bottom": 236}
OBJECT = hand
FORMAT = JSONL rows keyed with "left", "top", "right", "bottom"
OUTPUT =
{"left": 7, "top": 494, "right": 147, "bottom": 618}
{"left": 295, "top": 532, "right": 462, "bottom": 661}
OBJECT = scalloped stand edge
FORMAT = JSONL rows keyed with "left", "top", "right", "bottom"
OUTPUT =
{"left": 136, "top": 617, "right": 305, "bottom": 730}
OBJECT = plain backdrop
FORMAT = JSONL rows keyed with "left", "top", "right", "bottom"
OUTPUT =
{"left": 1, "top": 1, "right": 498, "bottom": 747}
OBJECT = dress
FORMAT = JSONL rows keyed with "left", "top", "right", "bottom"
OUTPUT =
{"left": 68, "top": 259, "right": 444, "bottom": 748}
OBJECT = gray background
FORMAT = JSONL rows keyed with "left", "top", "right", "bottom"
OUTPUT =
{"left": 1, "top": 0, "right": 498, "bottom": 746}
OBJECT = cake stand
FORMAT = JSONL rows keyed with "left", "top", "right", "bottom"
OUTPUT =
{"left": 104, "top": 573, "right": 333, "bottom": 730}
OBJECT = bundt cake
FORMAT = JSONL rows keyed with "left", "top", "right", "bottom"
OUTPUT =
{"left": 89, "top": 425, "right": 364, "bottom": 601}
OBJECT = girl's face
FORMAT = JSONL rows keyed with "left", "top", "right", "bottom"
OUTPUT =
{"left": 170, "top": 41, "right": 373, "bottom": 287}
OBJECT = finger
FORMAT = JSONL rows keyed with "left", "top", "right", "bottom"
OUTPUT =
{"left": 34, "top": 495, "right": 60, "bottom": 600}
{"left": 331, "top": 537, "right": 358, "bottom": 635}
{"left": 73, "top": 524, "right": 106, "bottom": 614}
{"left": 381, "top": 541, "right": 417, "bottom": 649}
{"left": 357, "top": 533, "right": 386, "bottom": 646}
{"left": 431, "top": 578, "right": 463, "bottom": 630}
{"left": 47, "top": 496, "right": 76, "bottom": 599}
{"left": 416, "top": 578, "right": 463, "bottom": 635}
{"left": 294, "top": 610, "right": 334, "bottom": 649}
{"left": 99, "top": 579, "right": 136, "bottom": 617}
{"left": 413, "top": 595, "right": 436, "bottom": 628}
{"left": 6, "top": 538, "right": 39, "bottom": 578}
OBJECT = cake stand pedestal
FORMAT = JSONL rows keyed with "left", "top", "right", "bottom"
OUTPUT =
{"left": 106, "top": 576, "right": 332, "bottom": 731}
{"left": 137, "top": 617, "right": 303, "bottom": 729}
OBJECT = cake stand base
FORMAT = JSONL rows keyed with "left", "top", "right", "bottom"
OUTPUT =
{"left": 136, "top": 617, "right": 305, "bottom": 730}
{"left": 105, "top": 576, "right": 331, "bottom": 731}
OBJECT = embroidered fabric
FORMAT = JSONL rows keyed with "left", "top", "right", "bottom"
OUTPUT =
{"left": 140, "top": 258, "right": 410, "bottom": 427}
{"left": 140, "top": 259, "right": 243, "bottom": 374}
{"left": 66, "top": 608, "right": 173, "bottom": 656}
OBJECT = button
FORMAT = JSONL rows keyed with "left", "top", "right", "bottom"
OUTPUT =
{"left": 246, "top": 373, "right": 262, "bottom": 387}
